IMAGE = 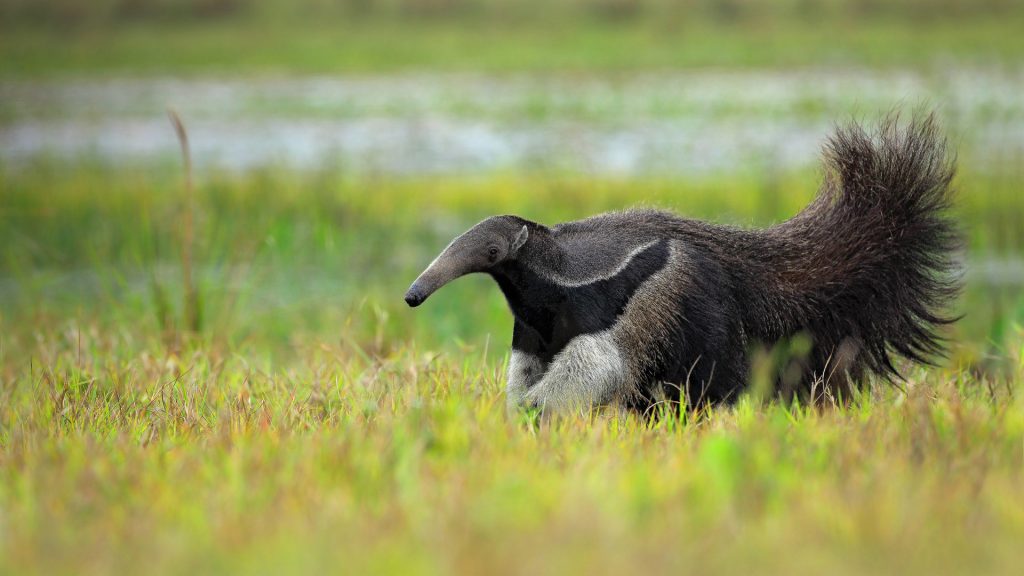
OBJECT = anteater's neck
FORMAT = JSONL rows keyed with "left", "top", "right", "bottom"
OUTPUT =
{"left": 489, "top": 230, "right": 568, "bottom": 342}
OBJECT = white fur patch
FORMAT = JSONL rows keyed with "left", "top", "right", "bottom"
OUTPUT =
{"left": 506, "top": 350, "right": 545, "bottom": 411}
{"left": 528, "top": 240, "right": 659, "bottom": 287}
{"left": 522, "top": 331, "right": 626, "bottom": 414}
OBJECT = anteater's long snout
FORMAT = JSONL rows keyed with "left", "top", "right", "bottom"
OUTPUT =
{"left": 404, "top": 274, "right": 444, "bottom": 308}
{"left": 404, "top": 251, "right": 466, "bottom": 308}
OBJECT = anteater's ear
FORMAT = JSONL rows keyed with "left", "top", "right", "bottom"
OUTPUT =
{"left": 511, "top": 225, "right": 529, "bottom": 256}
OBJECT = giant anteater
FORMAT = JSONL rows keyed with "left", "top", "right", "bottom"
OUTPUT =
{"left": 405, "top": 114, "right": 960, "bottom": 414}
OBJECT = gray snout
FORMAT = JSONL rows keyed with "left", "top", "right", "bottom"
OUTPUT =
{"left": 404, "top": 285, "right": 425, "bottom": 307}
{"left": 406, "top": 247, "right": 468, "bottom": 308}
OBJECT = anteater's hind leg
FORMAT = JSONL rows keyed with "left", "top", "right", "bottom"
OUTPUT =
{"left": 810, "top": 336, "right": 863, "bottom": 403}
{"left": 786, "top": 336, "right": 863, "bottom": 404}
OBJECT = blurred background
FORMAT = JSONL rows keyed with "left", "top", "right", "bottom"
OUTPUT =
{"left": 2, "top": 0, "right": 1023, "bottom": 372}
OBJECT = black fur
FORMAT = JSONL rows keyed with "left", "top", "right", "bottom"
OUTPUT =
{"left": 495, "top": 239, "right": 670, "bottom": 360}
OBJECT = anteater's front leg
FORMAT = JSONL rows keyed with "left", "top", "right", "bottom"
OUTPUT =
{"left": 521, "top": 331, "right": 628, "bottom": 415}
{"left": 507, "top": 350, "right": 546, "bottom": 412}
{"left": 506, "top": 320, "right": 547, "bottom": 412}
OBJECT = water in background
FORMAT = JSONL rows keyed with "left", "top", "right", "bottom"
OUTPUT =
{"left": 3, "top": 68, "right": 1023, "bottom": 175}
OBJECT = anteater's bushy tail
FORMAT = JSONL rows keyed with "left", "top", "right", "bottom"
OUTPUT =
{"left": 758, "top": 112, "right": 961, "bottom": 393}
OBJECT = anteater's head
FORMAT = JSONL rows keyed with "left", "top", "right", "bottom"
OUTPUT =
{"left": 405, "top": 216, "right": 530, "bottom": 307}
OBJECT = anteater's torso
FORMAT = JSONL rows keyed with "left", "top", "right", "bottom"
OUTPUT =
{"left": 494, "top": 210, "right": 755, "bottom": 408}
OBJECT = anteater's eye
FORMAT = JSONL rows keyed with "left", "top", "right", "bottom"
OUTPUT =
{"left": 488, "top": 247, "right": 499, "bottom": 259}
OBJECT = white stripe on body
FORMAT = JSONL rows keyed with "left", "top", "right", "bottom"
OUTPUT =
{"left": 525, "top": 240, "right": 659, "bottom": 287}
{"left": 509, "top": 241, "right": 691, "bottom": 414}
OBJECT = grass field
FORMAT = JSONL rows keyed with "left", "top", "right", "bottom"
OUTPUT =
{"left": 3, "top": 161, "right": 1024, "bottom": 574}
{"left": 2, "top": 337, "right": 1023, "bottom": 575}
{"left": 3, "top": 1, "right": 1024, "bottom": 574}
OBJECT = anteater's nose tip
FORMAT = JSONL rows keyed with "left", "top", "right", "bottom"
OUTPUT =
{"left": 404, "top": 290, "right": 423, "bottom": 308}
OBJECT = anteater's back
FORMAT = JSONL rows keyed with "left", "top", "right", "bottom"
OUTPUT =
{"left": 563, "top": 114, "right": 959, "bottom": 401}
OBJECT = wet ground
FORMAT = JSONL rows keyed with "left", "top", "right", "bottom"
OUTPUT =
{"left": 2, "top": 69, "right": 1022, "bottom": 174}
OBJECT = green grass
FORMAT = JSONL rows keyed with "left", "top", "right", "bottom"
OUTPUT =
{"left": 4, "top": 15, "right": 1024, "bottom": 77}
{"left": 2, "top": 324, "right": 1024, "bottom": 575}
{"left": 2, "top": 159, "right": 1024, "bottom": 573}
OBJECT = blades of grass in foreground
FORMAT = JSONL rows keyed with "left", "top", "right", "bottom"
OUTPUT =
{"left": 168, "top": 109, "right": 201, "bottom": 338}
